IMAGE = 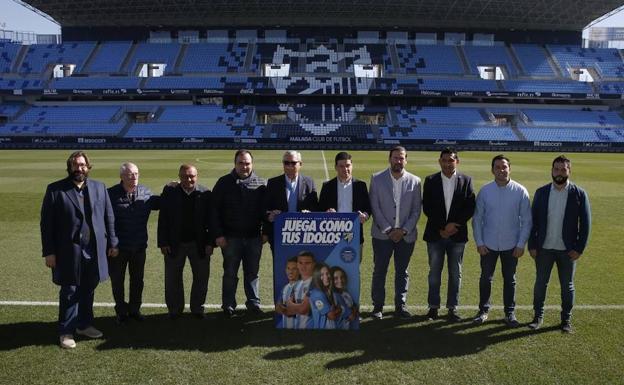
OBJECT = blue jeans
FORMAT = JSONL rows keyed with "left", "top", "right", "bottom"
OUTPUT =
{"left": 58, "top": 256, "right": 98, "bottom": 335}
{"left": 479, "top": 249, "right": 518, "bottom": 314}
{"left": 427, "top": 239, "right": 465, "bottom": 310}
{"left": 371, "top": 238, "right": 415, "bottom": 309}
{"left": 221, "top": 236, "right": 263, "bottom": 310}
{"left": 533, "top": 249, "right": 576, "bottom": 322}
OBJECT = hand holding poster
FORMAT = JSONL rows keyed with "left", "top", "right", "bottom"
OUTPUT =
{"left": 273, "top": 212, "right": 360, "bottom": 330}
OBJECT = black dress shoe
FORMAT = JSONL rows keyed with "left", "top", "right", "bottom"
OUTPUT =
{"left": 192, "top": 312, "right": 206, "bottom": 320}
{"left": 426, "top": 308, "right": 439, "bottom": 320}
{"left": 395, "top": 307, "right": 412, "bottom": 319}
{"left": 116, "top": 313, "right": 129, "bottom": 324}
{"left": 447, "top": 309, "right": 461, "bottom": 323}
{"left": 223, "top": 307, "right": 235, "bottom": 318}
{"left": 129, "top": 312, "right": 145, "bottom": 322}
{"left": 169, "top": 312, "right": 181, "bottom": 320}
{"left": 247, "top": 305, "right": 264, "bottom": 315}
{"left": 561, "top": 320, "right": 574, "bottom": 334}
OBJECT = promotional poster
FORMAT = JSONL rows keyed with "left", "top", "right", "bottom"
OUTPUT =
{"left": 273, "top": 212, "right": 360, "bottom": 330}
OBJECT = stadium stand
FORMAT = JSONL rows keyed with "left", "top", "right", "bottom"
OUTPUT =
{"left": 1, "top": 12, "right": 624, "bottom": 150}
{"left": 19, "top": 42, "right": 96, "bottom": 74}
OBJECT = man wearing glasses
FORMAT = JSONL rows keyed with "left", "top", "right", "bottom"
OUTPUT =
{"left": 263, "top": 150, "right": 318, "bottom": 250}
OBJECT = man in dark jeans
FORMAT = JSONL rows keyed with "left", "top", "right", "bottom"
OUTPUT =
{"left": 107, "top": 162, "right": 159, "bottom": 324}
{"left": 211, "top": 149, "right": 267, "bottom": 317}
{"left": 422, "top": 148, "right": 475, "bottom": 322}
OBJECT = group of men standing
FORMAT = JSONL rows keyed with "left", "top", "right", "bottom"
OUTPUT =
{"left": 40, "top": 147, "right": 590, "bottom": 349}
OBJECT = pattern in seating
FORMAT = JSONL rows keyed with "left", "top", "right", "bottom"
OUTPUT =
{"left": 15, "top": 105, "right": 120, "bottom": 122}
{"left": 180, "top": 43, "right": 248, "bottom": 73}
{"left": 548, "top": 45, "right": 624, "bottom": 79}
{"left": 394, "top": 44, "right": 464, "bottom": 75}
{"left": 522, "top": 109, "right": 624, "bottom": 128}
{"left": 0, "top": 42, "right": 20, "bottom": 73}
{"left": 19, "top": 42, "right": 96, "bottom": 74}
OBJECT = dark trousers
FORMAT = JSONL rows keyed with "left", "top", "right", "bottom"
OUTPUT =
{"left": 108, "top": 248, "right": 146, "bottom": 316}
{"left": 479, "top": 249, "right": 518, "bottom": 314}
{"left": 533, "top": 249, "right": 576, "bottom": 322}
{"left": 164, "top": 241, "right": 210, "bottom": 315}
{"left": 427, "top": 239, "right": 466, "bottom": 310}
{"left": 58, "top": 255, "right": 99, "bottom": 335}
{"left": 371, "top": 238, "right": 415, "bottom": 309}
{"left": 221, "top": 236, "right": 263, "bottom": 310}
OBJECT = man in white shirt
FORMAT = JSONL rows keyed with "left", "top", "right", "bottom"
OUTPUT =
{"left": 369, "top": 146, "right": 422, "bottom": 320}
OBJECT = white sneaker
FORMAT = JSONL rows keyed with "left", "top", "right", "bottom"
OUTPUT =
{"left": 76, "top": 326, "right": 103, "bottom": 339}
{"left": 60, "top": 334, "right": 76, "bottom": 349}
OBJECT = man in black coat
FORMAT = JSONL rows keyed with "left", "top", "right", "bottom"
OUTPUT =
{"left": 422, "top": 147, "right": 475, "bottom": 322}
{"left": 263, "top": 150, "right": 318, "bottom": 250}
{"left": 157, "top": 164, "right": 212, "bottom": 320}
{"left": 41, "top": 151, "right": 118, "bottom": 349}
{"left": 211, "top": 150, "right": 266, "bottom": 317}
{"left": 318, "top": 151, "right": 371, "bottom": 249}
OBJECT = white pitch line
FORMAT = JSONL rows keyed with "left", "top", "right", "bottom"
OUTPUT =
{"left": 321, "top": 150, "right": 330, "bottom": 181}
{"left": 1, "top": 301, "right": 624, "bottom": 311}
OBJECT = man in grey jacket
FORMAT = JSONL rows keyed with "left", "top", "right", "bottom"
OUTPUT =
{"left": 369, "top": 146, "right": 422, "bottom": 320}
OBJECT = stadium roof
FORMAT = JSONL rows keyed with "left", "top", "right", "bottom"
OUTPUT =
{"left": 23, "top": 0, "right": 624, "bottom": 32}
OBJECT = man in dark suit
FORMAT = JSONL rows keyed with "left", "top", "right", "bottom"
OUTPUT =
{"left": 422, "top": 147, "right": 475, "bottom": 322}
{"left": 41, "top": 151, "right": 118, "bottom": 349}
{"left": 318, "top": 151, "right": 371, "bottom": 249}
{"left": 263, "top": 150, "right": 318, "bottom": 249}
{"left": 528, "top": 155, "right": 591, "bottom": 333}
{"left": 157, "top": 164, "right": 213, "bottom": 320}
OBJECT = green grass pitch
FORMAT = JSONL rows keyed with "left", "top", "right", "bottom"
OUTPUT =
{"left": 0, "top": 149, "right": 622, "bottom": 385}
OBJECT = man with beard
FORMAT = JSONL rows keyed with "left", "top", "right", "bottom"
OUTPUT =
{"left": 528, "top": 155, "right": 591, "bottom": 333}
{"left": 41, "top": 151, "right": 118, "bottom": 349}
{"left": 211, "top": 150, "right": 266, "bottom": 317}
{"left": 369, "top": 146, "right": 422, "bottom": 320}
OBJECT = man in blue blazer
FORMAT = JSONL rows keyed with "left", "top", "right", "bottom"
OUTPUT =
{"left": 263, "top": 150, "right": 318, "bottom": 249}
{"left": 318, "top": 151, "right": 371, "bottom": 249}
{"left": 422, "top": 148, "right": 475, "bottom": 322}
{"left": 528, "top": 155, "right": 591, "bottom": 333}
{"left": 40, "top": 151, "right": 118, "bottom": 349}
{"left": 369, "top": 146, "right": 422, "bottom": 319}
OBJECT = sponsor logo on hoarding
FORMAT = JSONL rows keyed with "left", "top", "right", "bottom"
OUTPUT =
{"left": 534, "top": 141, "right": 562, "bottom": 147}
{"left": 77, "top": 138, "right": 107, "bottom": 143}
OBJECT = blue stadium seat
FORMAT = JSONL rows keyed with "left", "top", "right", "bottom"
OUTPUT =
{"left": 19, "top": 42, "right": 96, "bottom": 74}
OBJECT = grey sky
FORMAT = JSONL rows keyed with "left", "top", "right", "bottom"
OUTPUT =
{"left": 0, "top": 0, "right": 622, "bottom": 35}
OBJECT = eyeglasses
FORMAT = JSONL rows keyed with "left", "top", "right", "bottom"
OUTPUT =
{"left": 283, "top": 161, "right": 299, "bottom": 166}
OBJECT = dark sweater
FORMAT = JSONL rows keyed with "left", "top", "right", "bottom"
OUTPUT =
{"left": 108, "top": 183, "right": 159, "bottom": 250}
{"left": 211, "top": 170, "right": 266, "bottom": 238}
